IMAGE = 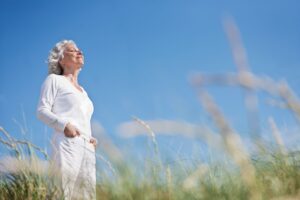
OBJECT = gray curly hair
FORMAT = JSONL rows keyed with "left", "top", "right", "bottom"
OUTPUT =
{"left": 47, "top": 40, "right": 77, "bottom": 75}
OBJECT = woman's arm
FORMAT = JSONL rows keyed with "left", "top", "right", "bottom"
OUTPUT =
{"left": 36, "top": 74, "right": 69, "bottom": 133}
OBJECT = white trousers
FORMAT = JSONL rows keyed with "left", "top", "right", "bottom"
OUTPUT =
{"left": 51, "top": 133, "right": 96, "bottom": 200}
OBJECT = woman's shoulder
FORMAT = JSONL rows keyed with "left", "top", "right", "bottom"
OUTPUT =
{"left": 42, "top": 74, "right": 64, "bottom": 86}
{"left": 45, "top": 74, "right": 64, "bottom": 81}
{"left": 47, "top": 73, "right": 61, "bottom": 79}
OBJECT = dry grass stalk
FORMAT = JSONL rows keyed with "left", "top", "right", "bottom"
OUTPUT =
{"left": 95, "top": 151, "right": 116, "bottom": 176}
{"left": 166, "top": 165, "right": 173, "bottom": 200}
{"left": 198, "top": 90, "right": 261, "bottom": 200}
{"left": 277, "top": 82, "right": 300, "bottom": 122}
{"left": 131, "top": 116, "right": 164, "bottom": 181}
{"left": 223, "top": 16, "right": 249, "bottom": 72}
{"left": 268, "top": 117, "right": 287, "bottom": 156}
{"left": 224, "top": 17, "right": 261, "bottom": 141}
{"left": 132, "top": 116, "right": 160, "bottom": 156}
{"left": 0, "top": 126, "right": 48, "bottom": 159}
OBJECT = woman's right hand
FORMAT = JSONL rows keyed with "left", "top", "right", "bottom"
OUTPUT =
{"left": 64, "top": 122, "right": 80, "bottom": 138}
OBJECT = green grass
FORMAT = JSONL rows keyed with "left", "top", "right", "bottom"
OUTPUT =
{"left": 1, "top": 19, "right": 300, "bottom": 200}
{"left": 1, "top": 134, "right": 299, "bottom": 200}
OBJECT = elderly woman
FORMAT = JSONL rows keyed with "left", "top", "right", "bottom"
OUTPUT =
{"left": 36, "top": 40, "right": 97, "bottom": 200}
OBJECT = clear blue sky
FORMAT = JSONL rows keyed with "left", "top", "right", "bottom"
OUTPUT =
{"left": 1, "top": 0, "right": 300, "bottom": 157}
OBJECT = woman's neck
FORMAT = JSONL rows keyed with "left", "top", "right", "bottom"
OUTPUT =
{"left": 63, "top": 70, "right": 80, "bottom": 85}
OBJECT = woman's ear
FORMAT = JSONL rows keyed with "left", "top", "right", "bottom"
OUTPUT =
{"left": 59, "top": 59, "right": 64, "bottom": 67}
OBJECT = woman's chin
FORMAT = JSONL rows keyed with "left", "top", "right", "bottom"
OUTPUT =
{"left": 77, "top": 62, "right": 84, "bottom": 68}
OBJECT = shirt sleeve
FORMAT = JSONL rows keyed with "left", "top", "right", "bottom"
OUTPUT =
{"left": 36, "top": 74, "right": 69, "bottom": 133}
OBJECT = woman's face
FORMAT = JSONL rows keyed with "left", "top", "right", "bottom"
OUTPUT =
{"left": 59, "top": 43, "right": 84, "bottom": 71}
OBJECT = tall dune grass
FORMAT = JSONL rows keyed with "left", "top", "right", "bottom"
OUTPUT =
{"left": 1, "top": 18, "right": 300, "bottom": 199}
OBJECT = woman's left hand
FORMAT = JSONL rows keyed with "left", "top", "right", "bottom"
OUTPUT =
{"left": 90, "top": 138, "right": 97, "bottom": 149}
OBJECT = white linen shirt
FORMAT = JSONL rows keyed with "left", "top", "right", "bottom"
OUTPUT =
{"left": 37, "top": 74, "right": 94, "bottom": 137}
